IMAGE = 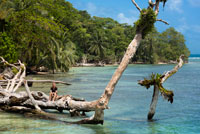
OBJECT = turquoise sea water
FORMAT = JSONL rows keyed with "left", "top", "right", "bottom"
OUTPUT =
{"left": 0, "top": 57, "right": 200, "bottom": 134}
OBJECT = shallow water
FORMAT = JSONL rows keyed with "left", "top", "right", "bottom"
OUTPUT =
{"left": 1, "top": 58, "right": 200, "bottom": 134}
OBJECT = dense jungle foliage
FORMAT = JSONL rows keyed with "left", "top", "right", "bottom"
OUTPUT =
{"left": 0, "top": 0, "right": 190, "bottom": 72}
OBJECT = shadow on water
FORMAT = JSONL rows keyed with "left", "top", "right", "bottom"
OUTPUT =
{"left": 0, "top": 109, "right": 189, "bottom": 134}
{"left": 147, "top": 119, "right": 159, "bottom": 122}
{"left": 0, "top": 110, "right": 111, "bottom": 134}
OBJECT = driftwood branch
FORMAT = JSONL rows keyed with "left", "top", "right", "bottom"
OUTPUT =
{"left": 0, "top": 80, "right": 71, "bottom": 85}
{"left": 161, "top": 55, "right": 184, "bottom": 83}
{"left": 5, "top": 80, "right": 11, "bottom": 90}
{"left": 8, "top": 67, "right": 22, "bottom": 92}
{"left": 131, "top": 0, "right": 141, "bottom": 12}
{"left": 154, "top": 0, "right": 160, "bottom": 15}
{"left": 148, "top": 0, "right": 155, "bottom": 8}
{"left": 12, "top": 60, "right": 26, "bottom": 92}
{"left": 24, "top": 81, "right": 41, "bottom": 111}
{"left": 27, "top": 80, "right": 71, "bottom": 85}
{"left": 0, "top": 57, "right": 19, "bottom": 69}
{"left": 156, "top": 19, "right": 169, "bottom": 25}
{"left": 0, "top": 89, "right": 93, "bottom": 113}
{"left": 0, "top": 59, "right": 27, "bottom": 92}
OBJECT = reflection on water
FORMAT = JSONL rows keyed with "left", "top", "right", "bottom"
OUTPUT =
{"left": 1, "top": 59, "right": 200, "bottom": 134}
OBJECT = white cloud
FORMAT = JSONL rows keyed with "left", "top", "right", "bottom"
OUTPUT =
{"left": 176, "top": 18, "right": 189, "bottom": 33}
{"left": 176, "top": 18, "right": 200, "bottom": 34}
{"left": 85, "top": 2, "right": 114, "bottom": 18}
{"left": 177, "top": 24, "right": 189, "bottom": 33}
{"left": 117, "top": 10, "right": 138, "bottom": 25}
{"left": 86, "top": 3, "right": 97, "bottom": 14}
{"left": 117, "top": 13, "right": 137, "bottom": 25}
{"left": 167, "top": 0, "right": 183, "bottom": 13}
{"left": 188, "top": 0, "right": 200, "bottom": 7}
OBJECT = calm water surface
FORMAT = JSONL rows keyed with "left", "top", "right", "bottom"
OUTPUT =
{"left": 0, "top": 58, "right": 200, "bottom": 134}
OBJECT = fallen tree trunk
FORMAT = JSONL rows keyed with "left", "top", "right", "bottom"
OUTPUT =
{"left": 0, "top": 89, "right": 88, "bottom": 114}
{"left": 0, "top": 0, "right": 174, "bottom": 125}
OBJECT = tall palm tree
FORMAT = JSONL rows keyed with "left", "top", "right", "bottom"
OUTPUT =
{"left": 41, "top": 31, "right": 77, "bottom": 73}
{"left": 89, "top": 30, "right": 107, "bottom": 61}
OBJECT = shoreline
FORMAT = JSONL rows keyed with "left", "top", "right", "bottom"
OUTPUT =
{"left": 74, "top": 61, "right": 178, "bottom": 67}
{"left": 29, "top": 61, "right": 188, "bottom": 75}
{"left": 30, "top": 60, "right": 186, "bottom": 75}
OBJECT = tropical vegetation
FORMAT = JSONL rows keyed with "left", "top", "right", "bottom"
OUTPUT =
{"left": 0, "top": 0, "right": 190, "bottom": 72}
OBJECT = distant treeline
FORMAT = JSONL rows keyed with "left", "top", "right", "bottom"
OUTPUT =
{"left": 0, "top": 0, "right": 190, "bottom": 72}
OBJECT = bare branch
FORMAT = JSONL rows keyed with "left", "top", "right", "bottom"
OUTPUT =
{"left": 24, "top": 80, "right": 41, "bottom": 111}
{"left": 154, "top": 1, "right": 160, "bottom": 15}
{"left": 161, "top": 55, "right": 184, "bottom": 83}
{"left": 0, "top": 57, "right": 19, "bottom": 69}
{"left": 13, "top": 61, "right": 26, "bottom": 92}
{"left": 156, "top": 19, "right": 169, "bottom": 25}
{"left": 8, "top": 63, "right": 22, "bottom": 92}
{"left": 131, "top": 0, "right": 141, "bottom": 12}
{"left": 148, "top": 0, "right": 155, "bottom": 8}
{"left": 0, "top": 79, "right": 71, "bottom": 85}
{"left": 26, "top": 80, "right": 71, "bottom": 85}
{"left": 5, "top": 80, "right": 11, "bottom": 91}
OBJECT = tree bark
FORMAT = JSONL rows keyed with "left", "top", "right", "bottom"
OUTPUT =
{"left": 98, "top": 33, "right": 142, "bottom": 109}
{"left": 161, "top": 55, "right": 184, "bottom": 84}
{"left": 24, "top": 81, "right": 41, "bottom": 111}
{"left": 0, "top": 80, "right": 71, "bottom": 85}
{"left": 80, "top": 33, "right": 142, "bottom": 124}
{"left": 147, "top": 84, "right": 159, "bottom": 120}
{"left": 64, "top": 32, "right": 143, "bottom": 124}
{"left": 0, "top": 89, "right": 89, "bottom": 113}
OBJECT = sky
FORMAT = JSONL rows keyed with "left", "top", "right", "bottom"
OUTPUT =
{"left": 67, "top": 0, "right": 200, "bottom": 54}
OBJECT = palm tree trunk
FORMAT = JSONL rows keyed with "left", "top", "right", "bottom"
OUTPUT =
{"left": 147, "top": 84, "right": 159, "bottom": 120}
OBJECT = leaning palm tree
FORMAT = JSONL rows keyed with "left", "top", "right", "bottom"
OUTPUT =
{"left": 57, "top": 41, "right": 77, "bottom": 72}
{"left": 42, "top": 31, "right": 77, "bottom": 73}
